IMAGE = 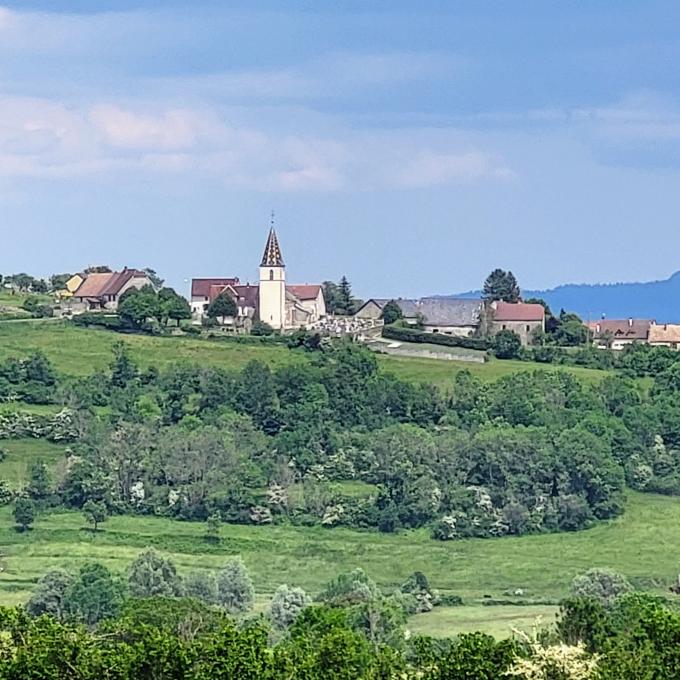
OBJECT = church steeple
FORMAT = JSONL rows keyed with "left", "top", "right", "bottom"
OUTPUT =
{"left": 260, "top": 214, "right": 285, "bottom": 267}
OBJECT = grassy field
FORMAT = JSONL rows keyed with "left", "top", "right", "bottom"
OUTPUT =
{"left": 0, "top": 320, "right": 609, "bottom": 387}
{"left": 0, "top": 439, "right": 68, "bottom": 488}
{"left": 409, "top": 604, "right": 558, "bottom": 639}
{"left": 1, "top": 493, "right": 677, "bottom": 614}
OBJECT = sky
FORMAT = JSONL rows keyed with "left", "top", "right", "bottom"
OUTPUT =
{"left": 1, "top": 1, "right": 680, "bottom": 299}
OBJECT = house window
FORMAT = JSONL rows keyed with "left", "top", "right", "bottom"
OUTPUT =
{"left": 526, "top": 325, "right": 530, "bottom": 333}
{"left": 502, "top": 324, "right": 507, "bottom": 330}
{"left": 269, "top": 269, "right": 274, "bottom": 280}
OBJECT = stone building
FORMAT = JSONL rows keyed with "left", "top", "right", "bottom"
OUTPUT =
{"left": 489, "top": 300, "right": 545, "bottom": 345}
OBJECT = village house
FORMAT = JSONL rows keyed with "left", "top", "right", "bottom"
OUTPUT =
{"left": 355, "top": 297, "right": 482, "bottom": 336}
{"left": 647, "top": 322, "right": 680, "bottom": 350}
{"left": 588, "top": 318, "right": 653, "bottom": 350}
{"left": 190, "top": 226, "right": 326, "bottom": 331}
{"left": 69, "top": 268, "right": 154, "bottom": 312}
{"left": 489, "top": 300, "right": 546, "bottom": 345}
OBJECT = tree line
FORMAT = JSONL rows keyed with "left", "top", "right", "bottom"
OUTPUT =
{"left": 7, "top": 340, "right": 680, "bottom": 538}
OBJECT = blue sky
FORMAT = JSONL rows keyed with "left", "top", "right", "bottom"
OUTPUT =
{"left": 1, "top": 1, "right": 680, "bottom": 298}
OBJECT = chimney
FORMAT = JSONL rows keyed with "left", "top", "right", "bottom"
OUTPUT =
{"left": 628, "top": 318, "right": 633, "bottom": 327}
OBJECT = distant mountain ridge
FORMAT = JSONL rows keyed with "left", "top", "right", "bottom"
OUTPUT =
{"left": 450, "top": 271, "right": 680, "bottom": 323}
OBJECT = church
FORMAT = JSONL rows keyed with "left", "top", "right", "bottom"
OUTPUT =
{"left": 190, "top": 225, "right": 326, "bottom": 331}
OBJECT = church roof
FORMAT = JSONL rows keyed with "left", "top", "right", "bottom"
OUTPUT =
{"left": 287, "top": 284, "right": 321, "bottom": 300}
{"left": 261, "top": 228, "right": 285, "bottom": 267}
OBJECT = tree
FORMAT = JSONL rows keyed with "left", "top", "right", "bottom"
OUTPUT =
{"left": 204, "top": 512, "right": 221, "bottom": 543}
{"left": 380, "top": 300, "right": 403, "bottom": 325}
{"left": 159, "top": 288, "right": 191, "bottom": 326}
{"left": 26, "top": 568, "right": 74, "bottom": 620}
{"left": 13, "top": 497, "right": 35, "bottom": 530}
{"left": 110, "top": 342, "right": 138, "bottom": 388}
{"left": 269, "top": 584, "right": 311, "bottom": 629}
{"left": 493, "top": 329, "right": 522, "bottom": 359}
{"left": 143, "top": 267, "right": 164, "bottom": 289}
{"left": 483, "top": 268, "right": 521, "bottom": 302}
{"left": 84, "top": 265, "right": 112, "bottom": 274}
{"left": 65, "top": 561, "right": 124, "bottom": 625}
{"left": 26, "top": 459, "right": 51, "bottom": 502}
{"left": 83, "top": 499, "right": 108, "bottom": 532}
{"left": 185, "top": 571, "right": 218, "bottom": 604}
{"left": 128, "top": 548, "right": 184, "bottom": 598}
{"left": 322, "top": 281, "right": 341, "bottom": 313}
{"left": 571, "top": 568, "right": 633, "bottom": 608}
{"left": 336, "top": 276, "right": 356, "bottom": 315}
{"left": 216, "top": 557, "right": 254, "bottom": 614}
{"left": 206, "top": 293, "right": 237, "bottom": 324}
{"left": 317, "top": 568, "right": 380, "bottom": 607}
{"left": 118, "top": 285, "right": 161, "bottom": 328}
{"left": 49, "top": 273, "right": 73, "bottom": 291}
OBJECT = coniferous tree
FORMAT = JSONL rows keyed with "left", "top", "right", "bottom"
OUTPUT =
{"left": 482, "top": 268, "right": 521, "bottom": 302}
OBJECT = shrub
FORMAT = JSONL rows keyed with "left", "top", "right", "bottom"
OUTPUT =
{"left": 269, "top": 584, "right": 311, "bottom": 629}
{"left": 128, "top": 548, "right": 184, "bottom": 598}
{"left": 216, "top": 557, "right": 255, "bottom": 614}
{"left": 492, "top": 329, "right": 522, "bottom": 359}
{"left": 251, "top": 320, "right": 274, "bottom": 336}
{"left": 382, "top": 325, "right": 490, "bottom": 350}
{"left": 571, "top": 568, "right": 633, "bottom": 608}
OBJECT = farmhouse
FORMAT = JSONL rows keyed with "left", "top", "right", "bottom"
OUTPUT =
{"left": 191, "top": 226, "right": 326, "bottom": 331}
{"left": 356, "top": 297, "right": 482, "bottom": 336}
{"left": 489, "top": 301, "right": 546, "bottom": 344}
{"left": 70, "top": 268, "right": 154, "bottom": 312}
{"left": 647, "top": 322, "right": 680, "bottom": 350}
{"left": 589, "top": 318, "right": 653, "bottom": 350}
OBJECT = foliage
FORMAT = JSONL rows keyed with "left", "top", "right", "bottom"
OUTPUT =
{"left": 251, "top": 320, "right": 274, "bottom": 336}
{"left": 493, "top": 329, "right": 522, "bottom": 359}
{"left": 216, "top": 557, "right": 254, "bottom": 614}
{"left": 269, "top": 584, "right": 311, "bottom": 629}
{"left": 64, "top": 561, "right": 124, "bottom": 625}
{"left": 25, "top": 569, "right": 74, "bottom": 620}
{"left": 382, "top": 324, "right": 491, "bottom": 350}
{"left": 13, "top": 497, "right": 35, "bottom": 530}
{"left": 317, "top": 568, "right": 380, "bottom": 607}
{"left": 507, "top": 626, "right": 598, "bottom": 679}
{"left": 128, "top": 548, "right": 184, "bottom": 598}
{"left": 483, "top": 268, "right": 521, "bottom": 302}
{"left": 380, "top": 300, "right": 403, "bottom": 325}
{"left": 570, "top": 568, "right": 633, "bottom": 608}
{"left": 82, "top": 499, "right": 108, "bottom": 531}
{"left": 206, "top": 293, "right": 237, "bottom": 322}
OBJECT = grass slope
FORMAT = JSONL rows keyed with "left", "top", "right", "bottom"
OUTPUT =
{"left": 1, "top": 493, "right": 676, "bottom": 610}
{"left": 0, "top": 439, "right": 67, "bottom": 488}
{"left": 0, "top": 321, "right": 608, "bottom": 386}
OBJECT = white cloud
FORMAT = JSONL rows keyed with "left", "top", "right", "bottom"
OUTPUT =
{"left": 0, "top": 94, "right": 512, "bottom": 190}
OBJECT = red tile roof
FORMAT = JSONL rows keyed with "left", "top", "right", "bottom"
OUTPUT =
{"left": 99, "top": 268, "right": 147, "bottom": 297}
{"left": 589, "top": 319, "right": 652, "bottom": 340}
{"left": 191, "top": 278, "right": 240, "bottom": 298}
{"left": 287, "top": 284, "right": 321, "bottom": 301}
{"left": 73, "top": 273, "right": 115, "bottom": 298}
{"left": 494, "top": 301, "right": 545, "bottom": 322}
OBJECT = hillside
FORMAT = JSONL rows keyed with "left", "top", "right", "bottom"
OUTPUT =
{"left": 452, "top": 271, "right": 680, "bottom": 322}
{"left": 0, "top": 321, "right": 609, "bottom": 386}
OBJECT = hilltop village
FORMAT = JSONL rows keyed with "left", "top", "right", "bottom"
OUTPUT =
{"left": 4, "top": 223, "right": 678, "bottom": 357}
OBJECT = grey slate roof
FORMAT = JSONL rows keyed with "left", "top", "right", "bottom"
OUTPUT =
{"left": 364, "top": 297, "right": 482, "bottom": 326}
{"left": 417, "top": 298, "right": 482, "bottom": 326}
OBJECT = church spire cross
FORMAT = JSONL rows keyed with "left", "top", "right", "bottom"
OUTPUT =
{"left": 260, "top": 219, "right": 285, "bottom": 267}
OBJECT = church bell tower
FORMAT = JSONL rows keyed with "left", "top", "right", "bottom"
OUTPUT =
{"left": 258, "top": 216, "right": 286, "bottom": 330}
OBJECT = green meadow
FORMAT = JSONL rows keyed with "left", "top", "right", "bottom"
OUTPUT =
{"left": 0, "top": 320, "right": 608, "bottom": 387}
